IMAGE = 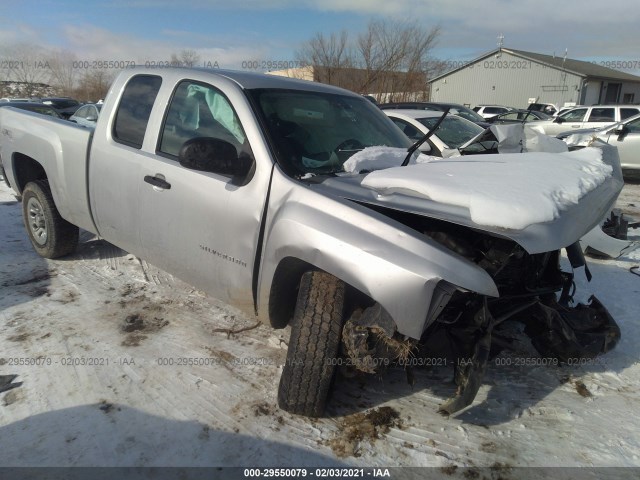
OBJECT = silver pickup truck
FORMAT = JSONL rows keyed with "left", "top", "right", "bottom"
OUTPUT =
{"left": 0, "top": 68, "right": 622, "bottom": 417}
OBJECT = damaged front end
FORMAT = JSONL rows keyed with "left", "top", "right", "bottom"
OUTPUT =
{"left": 340, "top": 219, "right": 621, "bottom": 415}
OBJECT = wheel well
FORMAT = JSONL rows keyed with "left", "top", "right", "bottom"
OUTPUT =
{"left": 12, "top": 153, "right": 47, "bottom": 193}
{"left": 269, "top": 257, "right": 313, "bottom": 329}
{"left": 268, "top": 257, "right": 375, "bottom": 329}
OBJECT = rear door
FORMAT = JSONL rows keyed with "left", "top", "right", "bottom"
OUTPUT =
{"left": 89, "top": 74, "right": 163, "bottom": 258}
{"left": 137, "top": 78, "right": 268, "bottom": 312}
{"left": 581, "top": 107, "right": 616, "bottom": 129}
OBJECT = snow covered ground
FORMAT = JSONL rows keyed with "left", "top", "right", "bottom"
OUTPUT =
{"left": 1, "top": 180, "right": 639, "bottom": 476}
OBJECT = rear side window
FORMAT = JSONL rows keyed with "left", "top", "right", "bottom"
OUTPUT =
{"left": 621, "top": 108, "right": 640, "bottom": 120}
{"left": 587, "top": 108, "right": 614, "bottom": 122}
{"left": 113, "top": 75, "right": 162, "bottom": 148}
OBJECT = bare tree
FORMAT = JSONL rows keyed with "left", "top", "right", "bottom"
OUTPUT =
{"left": 295, "top": 30, "right": 354, "bottom": 86}
{"left": 170, "top": 49, "right": 201, "bottom": 67}
{"left": 296, "top": 21, "right": 441, "bottom": 102}
{"left": 48, "top": 50, "right": 78, "bottom": 96}
{"left": 0, "top": 43, "right": 52, "bottom": 96}
{"left": 74, "top": 69, "right": 114, "bottom": 102}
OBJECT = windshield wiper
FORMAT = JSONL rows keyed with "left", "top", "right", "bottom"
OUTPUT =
{"left": 401, "top": 107, "right": 450, "bottom": 166}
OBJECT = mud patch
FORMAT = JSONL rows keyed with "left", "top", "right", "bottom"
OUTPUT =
{"left": 55, "top": 290, "right": 79, "bottom": 304}
{"left": 99, "top": 400, "right": 120, "bottom": 413}
{"left": 204, "top": 346, "right": 238, "bottom": 365}
{"left": 120, "top": 313, "right": 168, "bottom": 346}
{"left": 8, "top": 333, "right": 29, "bottom": 342}
{"left": 327, "top": 406, "right": 402, "bottom": 458}
{"left": 574, "top": 380, "right": 593, "bottom": 398}
{"left": 253, "top": 401, "right": 274, "bottom": 417}
{"left": 480, "top": 441, "right": 498, "bottom": 453}
{"left": 2, "top": 388, "right": 23, "bottom": 407}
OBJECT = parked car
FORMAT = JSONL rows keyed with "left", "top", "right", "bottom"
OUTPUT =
{"left": 488, "top": 109, "right": 551, "bottom": 124}
{"left": 555, "top": 105, "right": 582, "bottom": 118}
{"left": 0, "top": 67, "right": 622, "bottom": 418}
{"left": 380, "top": 101, "right": 490, "bottom": 127}
{"left": 527, "top": 102, "right": 561, "bottom": 116}
{"left": 530, "top": 105, "right": 640, "bottom": 136}
{"left": 0, "top": 101, "right": 62, "bottom": 118}
{"left": 0, "top": 97, "right": 33, "bottom": 103}
{"left": 383, "top": 109, "right": 487, "bottom": 155}
{"left": 38, "top": 97, "right": 82, "bottom": 118}
{"left": 69, "top": 103, "right": 102, "bottom": 127}
{"left": 557, "top": 113, "right": 640, "bottom": 173}
{"left": 472, "top": 105, "right": 513, "bottom": 119}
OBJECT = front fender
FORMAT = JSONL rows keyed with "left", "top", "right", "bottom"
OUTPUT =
{"left": 257, "top": 172, "right": 498, "bottom": 339}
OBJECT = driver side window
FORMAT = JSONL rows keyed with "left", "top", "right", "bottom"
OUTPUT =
{"left": 560, "top": 108, "right": 587, "bottom": 122}
{"left": 159, "top": 80, "right": 250, "bottom": 159}
{"left": 626, "top": 117, "right": 640, "bottom": 133}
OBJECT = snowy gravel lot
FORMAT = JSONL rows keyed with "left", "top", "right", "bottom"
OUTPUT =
{"left": 1, "top": 179, "right": 639, "bottom": 477}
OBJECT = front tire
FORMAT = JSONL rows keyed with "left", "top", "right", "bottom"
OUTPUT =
{"left": 278, "top": 271, "right": 346, "bottom": 417}
{"left": 22, "top": 180, "right": 78, "bottom": 258}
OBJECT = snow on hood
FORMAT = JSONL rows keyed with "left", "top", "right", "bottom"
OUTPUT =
{"left": 343, "top": 146, "right": 437, "bottom": 173}
{"left": 359, "top": 147, "right": 612, "bottom": 230}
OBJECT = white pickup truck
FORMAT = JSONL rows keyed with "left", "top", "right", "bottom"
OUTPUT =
{"left": 0, "top": 68, "right": 622, "bottom": 416}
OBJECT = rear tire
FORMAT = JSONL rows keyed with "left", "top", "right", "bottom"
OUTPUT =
{"left": 278, "top": 271, "right": 346, "bottom": 417}
{"left": 22, "top": 180, "right": 78, "bottom": 259}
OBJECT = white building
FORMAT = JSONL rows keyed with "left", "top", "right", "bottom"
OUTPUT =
{"left": 429, "top": 47, "right": 640, "bottom": 109}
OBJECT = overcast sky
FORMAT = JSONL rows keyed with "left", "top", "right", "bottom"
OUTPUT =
{"left": 1, "top": 0, "right": 639, "bottom": 74}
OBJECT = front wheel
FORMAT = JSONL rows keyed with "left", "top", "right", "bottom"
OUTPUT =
{"left": 278, "top": 271, "right": 346, "bottom": 417}
{"left": 22, "top": 180, "right": 79, "bottom": 258}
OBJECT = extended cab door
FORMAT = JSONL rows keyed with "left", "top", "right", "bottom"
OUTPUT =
{"left": 137, "top": 78, "right": 269, "bottom": 313}
{"left": 581, "top": 107, "right": 616, "bottom": 130}
{"left": 89, "top": 74, "right": 163, "bottom": 258}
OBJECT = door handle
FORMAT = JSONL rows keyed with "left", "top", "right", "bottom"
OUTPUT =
{"left": 144, "top": 175, "right": 171, "bottom": 190}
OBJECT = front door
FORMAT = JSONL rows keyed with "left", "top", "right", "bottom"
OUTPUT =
{"left": 137, "top": 79, "right": 269, "bottom": 312}
{"left": 606, "top": 116, "right": 640, "bottom": 171}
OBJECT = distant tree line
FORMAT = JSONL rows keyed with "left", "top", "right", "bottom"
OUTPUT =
{"left": 294, "top": 20, "right": 446, "bottom": 102}
{"left": 0, "top": 44, "right": 202, "bottom": 101}
{"left": 1, "top": 22, "right": 446, "bottom": 103}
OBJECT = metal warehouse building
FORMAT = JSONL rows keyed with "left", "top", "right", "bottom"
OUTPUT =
{"left": 429, "top": 47, "right": 640, "bottom": 109}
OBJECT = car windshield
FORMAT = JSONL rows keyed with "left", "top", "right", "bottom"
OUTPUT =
{"left": 248, "top": 88, "right": 411, "bottom": 175}
{"left": 450, "top": 107, "right": 485, "bottom": 123}
{"left": 417, "top": 116, "right": 484, "bottom": 148}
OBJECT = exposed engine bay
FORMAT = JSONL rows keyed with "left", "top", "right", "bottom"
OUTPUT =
{"left": 340, "top": 212, "right": 621, "bottom": 415}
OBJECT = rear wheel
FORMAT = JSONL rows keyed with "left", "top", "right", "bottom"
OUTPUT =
{"left": 278, "top": 271, "right": 346, "bottom": 417}
{"left": 22, "top": 180, "right": 78, "bottom": 258}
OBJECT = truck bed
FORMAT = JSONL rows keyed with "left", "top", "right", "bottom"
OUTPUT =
{"left": 0, "top": 107, "right": 97, "bottom": 234}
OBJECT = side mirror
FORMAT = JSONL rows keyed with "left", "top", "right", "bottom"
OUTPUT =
{"left": 613, "top": 126, "right": 628, "bottom": 136}
{"left": 554, "top": 117, "right": 564, "bottom": 124}
{"left": 179, "top": 137, "right": 255, "bottom": 184}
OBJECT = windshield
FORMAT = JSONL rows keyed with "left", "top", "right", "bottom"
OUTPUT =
{"left": 450, "top": 107, "right": 485, "bottom": 123}
{"left": 248, "top": 88, "right": 411, "bottom": 176}
{"left": 417, "top": 116, "right": 484, "bottom": 148}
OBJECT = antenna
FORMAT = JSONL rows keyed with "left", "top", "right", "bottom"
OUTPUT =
{"left": 496, "top": 34, "right": 504, "bottom": 58}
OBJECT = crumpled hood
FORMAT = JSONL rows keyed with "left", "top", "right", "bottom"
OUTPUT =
{"left": 308, "top": 143, "right": 623, "bottom": 254}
